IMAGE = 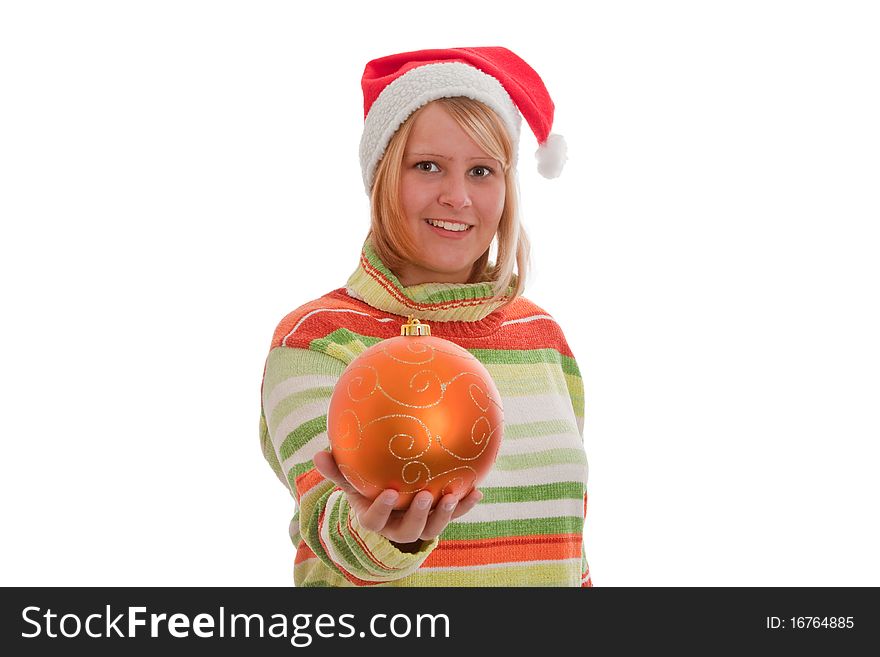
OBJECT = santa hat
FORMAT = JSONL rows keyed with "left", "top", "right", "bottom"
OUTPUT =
{"left": 359, "top": 46, "right": 567, "bottom": 194}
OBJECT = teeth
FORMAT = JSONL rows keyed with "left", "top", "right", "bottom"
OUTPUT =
{"left": 427, "top": 219, "right": 470, "bottom": 232}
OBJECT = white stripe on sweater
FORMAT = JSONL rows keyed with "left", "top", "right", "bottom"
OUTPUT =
{"left": 283, "top": 308, "right": 396, "bottom": 343}
{"left": 454, "top": 498, "right": 584, "bottom": 524}
{"left": 264, "top": 374, "right": 337, "bottom": 419}
{"left": 480, "top": 463, "right": 588, "bottom": 488}
{"left": 282, "top": 433, "right": 330, "bottom": 473}
{"left": 499, "top": 393, "right": 574, "bottom": 425}
{"left": 498, "top": 431, "right": 584, "bottom": 456}
{"left": 272, "top": 399, "right": 332, "bottom": 446}
{"left": 501, "top": 314, "right": 556, "bottom": 327}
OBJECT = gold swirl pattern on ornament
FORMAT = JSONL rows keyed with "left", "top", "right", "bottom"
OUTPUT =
{"left": 424, "top": 467, "right": 477, "bottom": 496}
{"left": 339, "top": 461, "right": 431, "bottom": 493}
{"left": 373, "top": 369, "right": 496, "bottom": 410}
{"left": 471, "top": 416, "right": 496, "bottom": 446}
{"left": 401, "top": 460, "right": 431, "bottom": 485}
{"left": 378, "top": 341, "right": 435, "bottom": 365}
{"left": 434, "top": 421, "right": 500, "bottom": 460}
{"left": 375, "top": 372, "right": 445, "bottom": 409}
{"left": 339, "top": 463, "right": 479, "bottom": 495}
{"left": 468, "top": 382, "right": 491, "bottom": 412}
{"left": 331, "top": 408, "right": 364, "bottom": 451}
{"left": 374, "top": 369, "right": 445, "bottom": 408}
{"left": 344, "top": 365, "right": 380, "bottom": 402}
{"left": 339, "top": 464, "right": 417, "bottom": 495}
{"left": 409, "top": 369, "right": 439, "bottom": 394}
{"left": 363, "top": 413, "right": 433, "bottom": 460}
{"left": 333, "top": 411, "right": 433, "bottom": 459}
{"left": 467, "top": 379, "right": 505, "bottom": 414}
{"left": 377, "top": 341, "right": 478, "bottom": 366}
{"left": 422, "top": 344, "right": 479, "bottom": 361}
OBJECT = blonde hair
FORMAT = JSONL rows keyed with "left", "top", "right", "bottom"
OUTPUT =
{"left": 366, "top": 97, "right": 530, "bottom": 309}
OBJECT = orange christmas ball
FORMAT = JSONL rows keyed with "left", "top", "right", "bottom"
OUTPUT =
{"left": 327, "top": 317, "right": 504, "bottom": 510}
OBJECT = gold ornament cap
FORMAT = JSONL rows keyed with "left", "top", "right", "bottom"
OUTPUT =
{"left": 401, "top": 315, "right": 431, "bottom": 336}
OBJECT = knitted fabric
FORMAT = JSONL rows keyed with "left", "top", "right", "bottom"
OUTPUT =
{"left": 259, "top": 240, "right": 591, "bottom": 586}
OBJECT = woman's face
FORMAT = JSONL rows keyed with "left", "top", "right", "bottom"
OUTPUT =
{"left": 394, "top": 102, "right": 505, "bottom": 287}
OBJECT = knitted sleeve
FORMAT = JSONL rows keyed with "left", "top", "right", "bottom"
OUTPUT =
{"left": 561, "top": 344, "right": 585, "bottom": 440}
{"left": 557, "top": 333, "right": 592, "bottom": 587}
{"left": 259, "top": 345, "right": 439, "bottom": 584}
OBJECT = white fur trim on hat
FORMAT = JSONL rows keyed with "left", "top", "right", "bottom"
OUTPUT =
{"left": 359, "top": 62, "right": 522, "bottom": 194}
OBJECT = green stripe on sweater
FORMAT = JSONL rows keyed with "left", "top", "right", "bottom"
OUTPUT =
{"left": 289, "top": 460, "right": 316, "bottom": 482}
{"left": 279, "top": 416, "right": 327, "bottom": 462}
{"left": 326, "top": 496, "right": 376, "bottom": 575}
{"left": 495, "top": 448, "right": 587, "bottom": 470}
{"left": 298, "top": 483, "right": 342, "bottom": 573}
{"left": 504, "top": 419, "right": 579, "bottom": 439}
{"left": 471, "top": 348, "right": 579, "bottom": 374}
{"left": 262, "top": 347, "right": 345, "bottom": 392}
{"left": 310, "top": 328, "right": 381, "bottom": 357}
{"left": 479, "top": 481, "right": 584, "bottom": 503}
{"left": 269, "top": 387, "right": 333, "bottom": 434}
{"left": 441, "top": 515, "right": 583, "bottom": 540}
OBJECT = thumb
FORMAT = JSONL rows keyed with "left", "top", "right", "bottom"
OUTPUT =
{"left": 312, "top": 449, "right": 373, "bottom": 516}
{"left": 312, "top": 450, "right": 345, "bottom": 485}
{"left": 313, "top": 449, "right": 360, "bottom": 496}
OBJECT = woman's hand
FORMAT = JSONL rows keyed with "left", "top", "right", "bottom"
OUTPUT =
{"left": 312, "top": 449, "right": 483, "bottom": 546}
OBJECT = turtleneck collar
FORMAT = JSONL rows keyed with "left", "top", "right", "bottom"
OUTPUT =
{"left": 345, "top": 239, "right": 516, "bottom": 324}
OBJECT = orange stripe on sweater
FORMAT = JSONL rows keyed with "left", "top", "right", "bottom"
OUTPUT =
{"left": 269, "top": 287, "right": 575, "bottom": 356}
{"left": 295, "top": 468, "right": 327, "bottom": 498}
{"left": 294, "top": 541, "right": 317, "bottom": 565}
{"left": 423, "top": 533, "right": 582, "bottom": 568}
{"left": 345, "top": 512, "right": 393, "bottom": 571}
{"left": 271, "top": 296, "right": 346, "bottom": 348}
{"left": 582, "top": 562, "right": 593, "bottom": 587}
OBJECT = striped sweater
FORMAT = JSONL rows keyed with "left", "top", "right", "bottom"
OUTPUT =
{"left": 259, "top": 240, "right": 591, "bottom": 586}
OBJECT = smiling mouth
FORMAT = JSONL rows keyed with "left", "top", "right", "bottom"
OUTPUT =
{"left": 424, "top": 218, "right": 473, "bottom": 232}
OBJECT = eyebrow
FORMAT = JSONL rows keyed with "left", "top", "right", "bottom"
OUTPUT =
{"left": 406, "top": 152, "right": 497, "bottom": 161}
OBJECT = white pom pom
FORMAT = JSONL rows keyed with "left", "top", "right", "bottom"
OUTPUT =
{"left": 535, "top": 133, "right": 567, "bottom": 178}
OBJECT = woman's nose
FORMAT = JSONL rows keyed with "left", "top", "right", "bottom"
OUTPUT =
{"left": 438, "top": 175, "right": 472, "bottom": 209}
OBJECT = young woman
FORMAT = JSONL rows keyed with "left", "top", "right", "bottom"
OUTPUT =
{"left": 259, "top": 47, "right": 591, "bottom": 586}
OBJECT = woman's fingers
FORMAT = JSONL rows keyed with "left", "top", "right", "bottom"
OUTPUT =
{"left": 356, "top": 489, "right": 400, "bottom": 533}
{"left": 419, "top": 488, "right": 483, "bottom": 539}
{"left": 311, "top": 449, "right": 349, "bottom": 489}
{"left": 313, "top": 449, "right": 361, "bottom": 498}
{"left": 402, "top": 491, "right": 436, "bottom": 542}
{"left": 450, "top": 488, "right": 483, "bottom": 520}
{"left": 312, "top": 449, "right": 375, "bottom": 516}
{"left": 311, "top": 455, "right": 485, "bottom": 543}
{"left": 420, "top": 493, "right": 460, "bottom": 540}
{"left": 386, "top": 490, "right": 434, "bottom": 543}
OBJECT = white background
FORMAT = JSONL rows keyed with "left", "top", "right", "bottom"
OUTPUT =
{"left": 1, "top": 1, "right": 878, "bottom": 586}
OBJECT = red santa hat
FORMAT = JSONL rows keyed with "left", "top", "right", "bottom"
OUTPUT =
{"left": 359, "top": 46, "right": 567, "bottom": 194}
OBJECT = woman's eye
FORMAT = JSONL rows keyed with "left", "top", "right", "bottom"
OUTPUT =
{"left": 415, "top": 161, "right": 439, "bottom": 172}
{"left": 470, "top": 166, "right": 493, "bottom": 178}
